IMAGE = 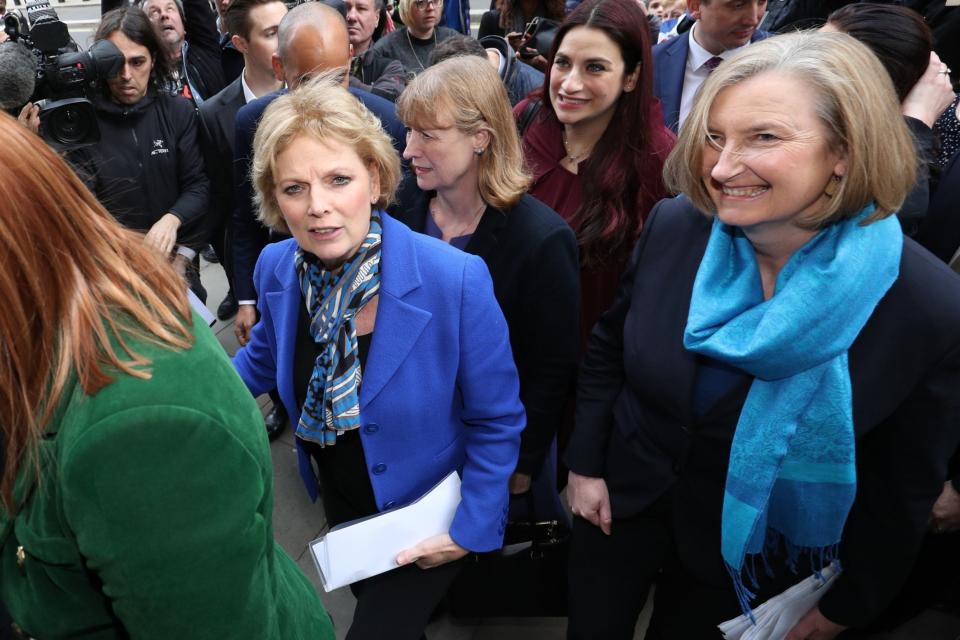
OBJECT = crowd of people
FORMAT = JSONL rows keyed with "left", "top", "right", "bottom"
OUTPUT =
{"left": 1, "top": 0, "right": 959, "bottom": 637}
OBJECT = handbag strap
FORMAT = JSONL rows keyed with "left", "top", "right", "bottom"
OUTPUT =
{"left": 517, "top": 97, "right": 542, "bottom": 138}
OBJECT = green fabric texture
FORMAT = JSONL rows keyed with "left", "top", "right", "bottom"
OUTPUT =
{"left": 0, "top": 313, "right": 334, "bottom": 639}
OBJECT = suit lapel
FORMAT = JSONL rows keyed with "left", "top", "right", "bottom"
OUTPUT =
{"left": 662, "top": 33, "right": 690, "bottom": 133}
{"left": 266, "top": 245, "right": 301, "bottom": 422}
{"left": 361, "top": 214, "right": 432, "bottom": 408}
{"left": 464, "top": 207, "right": 506, "bottom": 264}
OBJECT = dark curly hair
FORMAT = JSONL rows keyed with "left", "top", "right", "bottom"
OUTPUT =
{"left": 95, "top": 7, "right": 175, "bottom": 91}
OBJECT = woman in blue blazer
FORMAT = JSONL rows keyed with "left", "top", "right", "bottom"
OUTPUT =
{"left": 231, "top": 74, "right": 525, "bottom": 639}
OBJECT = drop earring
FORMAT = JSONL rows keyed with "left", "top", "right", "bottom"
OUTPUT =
{"left": 823, "top": 174, "right": 842, "bottom": 198}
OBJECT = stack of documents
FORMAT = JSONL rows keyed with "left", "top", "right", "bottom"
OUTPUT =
{"left": 718, "top": 562, "right": 841, "bottom": 640}
{"left": 309, "top": 471, "right": 462, "bottom": 592}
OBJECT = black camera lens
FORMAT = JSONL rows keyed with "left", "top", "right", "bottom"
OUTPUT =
{"left": 51, "top": 105, "right": 87, "bottom": 142}
{"left": 39, "top": 98, "right": 99, "bottom": 148}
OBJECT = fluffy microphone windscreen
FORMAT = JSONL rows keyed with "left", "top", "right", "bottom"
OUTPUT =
{"left": 0, "top": 42, "right": 37, "bottom": 109}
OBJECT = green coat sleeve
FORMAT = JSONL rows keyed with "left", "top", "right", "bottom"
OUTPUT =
{"left": 59, "top": 404, "right": 333, "bottom": 639}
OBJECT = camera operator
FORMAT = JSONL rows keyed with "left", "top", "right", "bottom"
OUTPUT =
{"left": 67, "top": 6, "right": 209, "bottom": 294}
{"left": 102, "top": 0, "right": 225, "bottom": 105}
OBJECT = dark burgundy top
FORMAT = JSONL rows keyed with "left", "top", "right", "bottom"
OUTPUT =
{"left": 518, "top": 100, "right": 676, "bottom": 350}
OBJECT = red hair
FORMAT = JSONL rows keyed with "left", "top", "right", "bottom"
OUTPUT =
{"left": 0, "top": 113, "right": 193, "bottom": 511}
{"left": 536, "top": 0, "right": 673, "bottom": 266}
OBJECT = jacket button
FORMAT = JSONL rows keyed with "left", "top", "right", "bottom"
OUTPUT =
{"left": 15, "top": 546, "right": 25, "bottom": 574}
{"left": 372, "top": 463, "right": 387, "bottom": 475}
{"left": 364, "top": 423, "right": 380, "bottom": 434}
{"left": 672, "top": 460, "right": 682, "bottom": 474}
{"left": 384, "top": 500, "right": 397, "bottom": 509}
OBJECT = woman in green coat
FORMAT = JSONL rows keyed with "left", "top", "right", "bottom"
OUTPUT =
{"left": 0, "top": 111, "right": 334, "bottom": 639}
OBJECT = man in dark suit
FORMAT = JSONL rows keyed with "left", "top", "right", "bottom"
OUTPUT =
{"left": 652, "top": 0, "right": 769, "bottom": 133}
{"left": 199, "top": 0, "right": 287, "bottom": 322}
{"left": 231, "top": 0, "right": 406, "bottom": 439}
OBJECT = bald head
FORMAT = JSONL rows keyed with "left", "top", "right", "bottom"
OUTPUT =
{"left": 273, "top": 2, "right": 350, "bottom": 89}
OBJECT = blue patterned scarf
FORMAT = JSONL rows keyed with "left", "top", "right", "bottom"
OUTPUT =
{"left": 683, "top": 205, "right": 902, "bottom": 617}
{"left": 295, "top": 214, "right": 382, "bottom": 446}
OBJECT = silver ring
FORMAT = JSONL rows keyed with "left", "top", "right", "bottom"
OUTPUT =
{"left": 940, "top": 70, "right": 951, "bottom": 75}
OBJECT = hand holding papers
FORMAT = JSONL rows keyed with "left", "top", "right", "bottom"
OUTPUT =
{"left": 719, "top": 562, "right": 841, "bottom": 640}
{"left": 396, "top": 532, "right": 469, "bottom": 569}
{"left": 310, "top": 471, "right": 462, "bottom": 592}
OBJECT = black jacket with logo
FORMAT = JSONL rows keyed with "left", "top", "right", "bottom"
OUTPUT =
{"left": 69, "top": 88, "right": 209, "bottom": 245}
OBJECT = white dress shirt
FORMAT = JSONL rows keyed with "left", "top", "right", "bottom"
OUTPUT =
{"left": 677, "top": 23, "right": 749, "bottom": 132}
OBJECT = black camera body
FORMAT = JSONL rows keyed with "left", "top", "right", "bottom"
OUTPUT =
{"left": 4, "top": 1, "right": 123, "bottom": 149}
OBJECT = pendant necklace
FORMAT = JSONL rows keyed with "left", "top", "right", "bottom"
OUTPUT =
{"left": 406, "top": 28, "right": 438, "bottom": 71}
{"left": 562, "top": 132, "right": 594, "bottom": 164}
{"left": 430, "top": 199, "right": 486, "bottom": 239}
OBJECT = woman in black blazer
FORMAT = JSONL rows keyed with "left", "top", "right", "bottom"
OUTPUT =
{"left": 565, "top": 32, "right": 960, "bottom": 639}
{"left": 392, "top": 55, "right": 579, "bottom": 496}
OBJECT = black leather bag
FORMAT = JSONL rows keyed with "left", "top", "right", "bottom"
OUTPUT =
{"left": 446, "top": 493, "right": 570, "bottom": 617}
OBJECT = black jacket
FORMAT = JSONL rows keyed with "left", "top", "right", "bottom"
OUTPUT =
{"left": 390, "top": 177, "right": 580, "bottom": 475}
{"left": 198, "top": 76, "right": 245, "bottom": 247}
{"left": 349, "top": 48, "right": 408, "bottom": 102}
{"left": 567, "top": 196, "right": 960, "bottom": 628}
{"left": 68, "top": 88, "right": 209, "bottom": 244}
{"left": 180, "top": 0, "right": 226, "bottom": 103}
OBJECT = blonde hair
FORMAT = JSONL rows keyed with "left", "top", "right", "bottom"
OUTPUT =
{"left": 398, "top": 0, "right": 443, "bottom": 30}
{"left": 0, "top": 112, "right": 193, "bottom": 512}
{"left": 252, "top": 71, "right": 402, "bottom": 234}
{"left": 396, "top": 56, "right": 532, "bottom": 209}
{"left": 664, "top": 30, "right": 917, "bottom": 227}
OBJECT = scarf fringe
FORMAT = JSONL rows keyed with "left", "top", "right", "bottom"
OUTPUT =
{"left": 729, "top": 529, "right": 842, "bottom": 623}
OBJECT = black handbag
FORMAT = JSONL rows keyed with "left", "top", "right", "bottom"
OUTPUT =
{"left": 446, "top": 491, "right": 570, "bottom": 617}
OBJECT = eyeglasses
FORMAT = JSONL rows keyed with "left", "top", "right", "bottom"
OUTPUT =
{"left": 413, "top": 0, "right": 438, "bottom": 9}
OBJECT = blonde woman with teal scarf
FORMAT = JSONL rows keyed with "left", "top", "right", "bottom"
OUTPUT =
{"left": 565, "top": 31, "right": 960, "bottom": 640}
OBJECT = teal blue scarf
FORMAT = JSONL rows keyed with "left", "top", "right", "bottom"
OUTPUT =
{"left": 683, "top": 204, "right": 902, "bottom": 617}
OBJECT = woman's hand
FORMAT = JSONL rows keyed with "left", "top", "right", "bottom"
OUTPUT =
{"left": 509, "top": 471, "right": 532, "bottom": 495}
{"left": 396, "top": 533, "right": 468, "bottom": 569}
{"left": 567, "top": 471, "right": 612, "bottom": 535}
{"left": 234, "top": 304, "right": 257, "bottom": 346}
{"left": 18, "top": 102, "right": 40, "bottom": 135}
{"left": 902, "top": 52, "right": 955, "bottom": 128}
{"left": 144, "top": 213, "right": 181, "bottom": 255}
{"left": 518, "top": 51, "right": 549, "bottom": 72}
{"left": 930, "top": 481, "right": 960, "bottom": 533}
{"left": 784, "top": 606, "right": 847, "bottom": 640}
{"left": 506, "top": 31, "right": 525, "bottom": 51}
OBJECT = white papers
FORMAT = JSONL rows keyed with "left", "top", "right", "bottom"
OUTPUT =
{"left": 309, "top": 471, "right": 462, "bottom": 592}
{"left": 187, "top": 288, "right": 216, "bottom": 327}
{"left": 719, "top": 563, "right": 841, "bottom": 640}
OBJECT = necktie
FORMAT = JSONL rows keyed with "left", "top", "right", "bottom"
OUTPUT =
{"left": 704, "top": 56, "right": 724, "bottom": 73}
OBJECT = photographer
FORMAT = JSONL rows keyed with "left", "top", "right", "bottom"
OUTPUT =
{"left": 67, "top": 6, "right": 209, "bottom": 293}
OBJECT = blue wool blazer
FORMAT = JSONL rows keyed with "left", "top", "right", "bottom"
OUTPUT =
{"left": 652, "top": 29, "right": 770, "bottom": 133}
{"left": 232, "top": 213, "right": 525, "bottom": 552}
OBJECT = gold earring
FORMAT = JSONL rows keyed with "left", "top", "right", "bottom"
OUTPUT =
{"left": 823, "top": 175, "right": 842, "bottom": 198}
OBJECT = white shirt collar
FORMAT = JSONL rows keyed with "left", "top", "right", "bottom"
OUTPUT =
{"left": 240, "top": 69, "right": 258, "bottom": 104}
{"left": 686, "top": 23, "right": 750, "bottom": 72}
{"left": 487, "top": 48, "right": 506, "bottom": 76}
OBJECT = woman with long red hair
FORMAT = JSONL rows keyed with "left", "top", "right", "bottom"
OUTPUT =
{"left": 0, "top": 112, "right": 333, "bottom": 639}
{"left": 518, "top": 0, "right": 675, "bottom": 352}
